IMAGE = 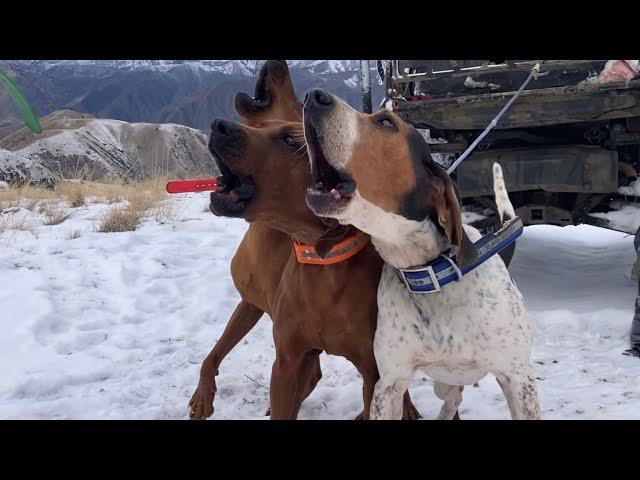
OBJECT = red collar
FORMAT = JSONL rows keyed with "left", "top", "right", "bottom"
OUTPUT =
{"left": 294, "top": 230, "right": 370, "bottom": 265}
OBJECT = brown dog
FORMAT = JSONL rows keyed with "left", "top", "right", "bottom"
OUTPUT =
{"left": 189, "top": 60, "right": 421, "bottom": 419}
{"left": 189, "top": 61, "right": 308, "bottom": 419}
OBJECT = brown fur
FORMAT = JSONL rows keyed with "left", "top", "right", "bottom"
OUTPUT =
{"left": 346, "top": 112, "right": 419, "bottom": 215}
{"left": 189, "top": 61, "right": 420, "bottom": 420}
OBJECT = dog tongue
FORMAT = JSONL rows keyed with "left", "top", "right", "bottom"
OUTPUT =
{"left": 330, "top": 188, "right": 341, "bottom": 199}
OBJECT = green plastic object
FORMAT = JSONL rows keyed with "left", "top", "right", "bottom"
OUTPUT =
{"left": 0, "top": 70, "right": 43, "bottom": 134}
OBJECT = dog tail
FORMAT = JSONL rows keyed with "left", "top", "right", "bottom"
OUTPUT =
{"left": 492, "top": 162, "right": 516, "bottom": 223}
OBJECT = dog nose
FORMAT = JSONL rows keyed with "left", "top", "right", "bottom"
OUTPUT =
{"left": 211, "top": 119, "right": 238, "bottom": 136}
{"left": 305, "top": 88, "right": 333, "bottom": 108}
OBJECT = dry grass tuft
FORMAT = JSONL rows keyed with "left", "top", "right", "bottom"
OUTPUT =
{"left": 127, "top": 191, "right": 157, "bottom": 213}
{"left": 0, "top": 212, "right": 38, "bottom": 236}
{"left": 66, "top": 229, "right": 82, "bottom": 240}
{"left": 43, "top": 207, "right": 71, "bottom": 226}
{"left": 54, "top": 179, "right": 130, "bottom": 206}
{"left": 151, "top": 202, "right": 180, "bottom": 224}
{"left": 0, "top": 182, "right": 58, "bottom": 211}
{"left": 54, "top": 180, "right": 90, "bottom": 207}
{"left": 97, "top": 178, "right": 168, "bottom": 233}
{"left": 0, "top": 176, "right": 169, "bottom": 234}
{"left": 55, "top": 177, "right": 168, "bottom": 208}
{"left": 97, "top": 206, "right": 143, "bottom": 233}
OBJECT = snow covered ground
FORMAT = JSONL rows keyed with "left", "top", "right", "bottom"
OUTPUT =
{"left": 1, "top": 193, "right": 640, "bottom": 419}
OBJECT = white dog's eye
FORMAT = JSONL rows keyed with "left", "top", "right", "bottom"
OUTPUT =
{"left": 377, "top": 117, "right": 394, "bottom": 128}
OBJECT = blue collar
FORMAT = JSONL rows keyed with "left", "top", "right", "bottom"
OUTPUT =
{"left": 396, "top": 217, "right": 524, "bottom": 293}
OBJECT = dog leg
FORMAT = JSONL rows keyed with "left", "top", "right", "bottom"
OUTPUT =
{"left": 269, "top": 350, "right": 314, "bottom": 420}
{"left": 293, "top": 351, "right": 323, "bottom": 412}
{"left": 370, "top": 370, "right": 413, "bottom": 420}
{"left": 189, "top": 300, "right": 264, "bottom": 420}
{"left": 266, "top": 354, "right": 321, "bottom": 418}
{"left": 352, "top": 355, "right": 380, "bottom": 420}
{"left": 401, "top": 391, "right": 422, "bottom": 420}
{"left": 265, "top": 355, "right": 321, "bottom": 418}
{"left": 495, "top": 368, "right": 540, "bottom": 420}
{"left": 434, "top": 382, "right": 464, "bottom": 420}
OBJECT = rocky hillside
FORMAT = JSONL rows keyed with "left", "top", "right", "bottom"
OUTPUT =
{"left": 0, "top": 110, "right": 217, "bottom": 183}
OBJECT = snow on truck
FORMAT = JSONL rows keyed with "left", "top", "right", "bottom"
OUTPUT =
{"left": 368, "top": 60, "right": 640, "bottom": 265}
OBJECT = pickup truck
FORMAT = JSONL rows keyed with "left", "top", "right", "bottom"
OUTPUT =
{"left": 378, "top": 60, "right": 640, "bottom": 265}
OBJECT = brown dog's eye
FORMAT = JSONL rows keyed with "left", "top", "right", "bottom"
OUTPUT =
{"left": 282, "top": 135, "right": 298, "bottom": 150}
{"left": 377, "top": 117, "right": 395, "bottom": 128}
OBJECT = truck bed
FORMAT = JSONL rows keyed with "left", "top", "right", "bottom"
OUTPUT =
{"left": 393, "top": 79, "right": 640, "bottom": 130}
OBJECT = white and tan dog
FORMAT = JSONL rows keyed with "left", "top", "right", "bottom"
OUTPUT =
{"left": 302, "top": 89, "right": 540, "bottom": 420}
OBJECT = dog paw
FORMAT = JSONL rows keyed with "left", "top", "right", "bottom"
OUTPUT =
{"left": 188, "top": 380, "right": 217, "bottom": 420}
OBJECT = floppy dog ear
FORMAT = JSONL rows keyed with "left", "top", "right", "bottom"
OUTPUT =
{"left": 234, "top": 60, "right": 302, "bottom": 125}
{"left": 404, "top": 129, "right": 477, "bottom": 266}
{"left": 431, "top": 167, "right": 477, "bottom": 267}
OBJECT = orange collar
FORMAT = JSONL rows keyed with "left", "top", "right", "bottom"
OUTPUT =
{"left": 294, "top": 230, "right": 370, "bottom": 265}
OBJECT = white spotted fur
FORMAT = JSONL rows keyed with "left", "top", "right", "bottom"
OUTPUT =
{"left": 325, "top": 162, "right": 540, "bottom": 419}
{"left": 371, "top": 224, "right": 539, "bottom": 420}
{"left": 366, "top": 163, "right": 539, "bottom": 420}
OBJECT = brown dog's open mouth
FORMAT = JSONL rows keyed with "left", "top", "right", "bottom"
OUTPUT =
{"left": 305, "top": 123, "right": 355, "bottom": 214}
{"left": 209, "top": 152, "right": 255, "bottom": 217}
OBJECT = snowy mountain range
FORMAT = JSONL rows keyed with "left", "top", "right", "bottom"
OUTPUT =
{"left": 19, "top": 60, "right": 360, "bottom": 75}
{"left": 0, "top": 60, "right": 381, "bottom": 140}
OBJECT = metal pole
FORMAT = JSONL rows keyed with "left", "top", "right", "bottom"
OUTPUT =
{"left": 360, "top": 60, "right": 372, "bottom": 114}
{"left": 446, "top": 62, "right": 546, "bottom": 175}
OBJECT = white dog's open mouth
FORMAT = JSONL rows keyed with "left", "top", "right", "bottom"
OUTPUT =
{"left": 304, "top": 122, "right": 355, "bottom": 215}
